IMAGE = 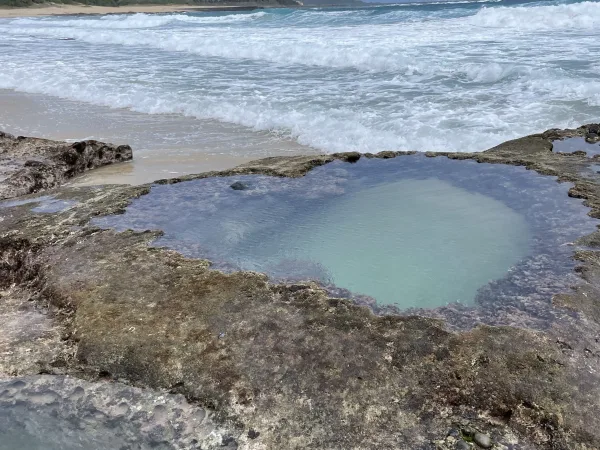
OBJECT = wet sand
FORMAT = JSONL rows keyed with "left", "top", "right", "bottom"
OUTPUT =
{"left": 0, "top": 89, "right": 320, "bottom": 185}
{"left": 0, "top": 4, "right": 262, "bottom": 18}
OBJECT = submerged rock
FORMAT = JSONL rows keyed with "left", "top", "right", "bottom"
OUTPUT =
{"left": 0, "top": 131, "right": 132, "bottom": 200}
{"left": 230, "top": 181, "right": 249, "bottom": 191}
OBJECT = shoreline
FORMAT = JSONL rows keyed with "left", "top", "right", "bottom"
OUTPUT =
{"left": 0, "top": 89, "right": 320, "bottom": 185}
{"left": 0, "top": 3, "right": 270, "bottom": 18}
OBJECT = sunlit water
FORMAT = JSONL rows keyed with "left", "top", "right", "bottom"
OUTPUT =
{"left": 95, "top": 156, "right": 597, "bottom": 309}
{"left": 0, "top": 0, "right": 599, "bottom": 156}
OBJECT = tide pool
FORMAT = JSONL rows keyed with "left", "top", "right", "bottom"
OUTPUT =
{"left": 95, "top": 155, "right": 595, "bottom": 310}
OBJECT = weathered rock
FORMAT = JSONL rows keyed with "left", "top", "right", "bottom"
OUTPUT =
{"left": 448, "top": 428, "right": 460, "bottom": 438}
{"left": 586, "top": 133, "right": 600, "bottom": 143}
{"left": 0, "top": 375, "right": 232, "bottom": 449}
{"left": 332, "top": 151, "right": 361, "bottom": 163}
{"left": 456, "top": 440, "right": 471, "bottom": 450}
{"left": 588, "top": 124, "right": 600, "bottom": 135}
{"left": 0, "top": 131, "right": 132, "bottom": 200}
{"left": 2, "top": 126, "right": 600, "bottom": 449}
{"left": 473, "top": 432, "right": 492, "bottom": 448}
{"left": 375, "top": 150, "right": 397, "bottom": 159}
{"left": 461, "top": 427, "right": 475, "bottom": 439}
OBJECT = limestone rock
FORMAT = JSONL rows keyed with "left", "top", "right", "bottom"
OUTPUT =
{"left": 0, "top": 131, "right": 132, "bottom": 200}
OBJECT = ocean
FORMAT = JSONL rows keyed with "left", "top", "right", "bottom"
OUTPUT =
{"left": 0, "top": 0, "right": 599, "bottom": 171}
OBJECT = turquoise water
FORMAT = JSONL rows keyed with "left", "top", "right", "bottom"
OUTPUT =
{"left": 242, "top": 178, "right": 529, "bottom": 307}
{"left": 0, "top": 0, "right": 599, "bottom": 154}
{"left": 95, "top": 156, "right": 596, "bottom": 310}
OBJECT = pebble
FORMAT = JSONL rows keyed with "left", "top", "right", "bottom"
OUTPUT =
{"left": 473, "top": 432, "right": 493, "bottom": 448}
{"left": 455, "top": 440, "right": 471, "bottom": 450}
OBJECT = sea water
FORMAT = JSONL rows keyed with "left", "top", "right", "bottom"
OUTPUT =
{"left": 94, "top": 156, "right": 597, "bottom": 310}
{"left": 0, "top": 0, "right": 599, "bottom": 157}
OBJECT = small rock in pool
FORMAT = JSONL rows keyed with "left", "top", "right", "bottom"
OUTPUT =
{"left": 230, "top": 181, "right": 249, "bottom": 191}
{"left": 455, "top": 440, "right": 471, "bottom": 450}
{"left": 473, "top": 432, "right": 493, "bottom": 448}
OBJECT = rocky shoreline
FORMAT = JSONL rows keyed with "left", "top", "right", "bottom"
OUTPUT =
{"left": 2, "top": 125, "right": 600, "bottom": 449}
{"left": 0, "top": 131, "right": 132, "bottom": 200}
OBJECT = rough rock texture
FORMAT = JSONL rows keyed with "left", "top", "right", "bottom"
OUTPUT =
{"left": 0, "top": 375, "right": 234, "bottom": 450}
{"left": 0, "top": 131, "right": 132, "bottom": 200}
{"left": 1, "top": 124, "right": 600, "bottom": 449}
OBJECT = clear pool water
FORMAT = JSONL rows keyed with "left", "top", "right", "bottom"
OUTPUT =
{"left": 95, "top": 155, "right": 596, "bottom": 310}
{"left": 552, "top": 137, "right": 600, "bottom": 156}
{"left": 0, "top": 195, "right": 77, "bottom": 213}
{"left": 229, "top": 177, "right": 529, "bottom": 308}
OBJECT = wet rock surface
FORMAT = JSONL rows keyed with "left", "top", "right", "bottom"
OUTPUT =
{"left": 1, "top": 124, "right": 600, "bottom": 449}
{"left": 0, "top": 375, "right": 233, "bottom": 450}
{"left": 0, "top": 131, "right": 132, "bottom": 200}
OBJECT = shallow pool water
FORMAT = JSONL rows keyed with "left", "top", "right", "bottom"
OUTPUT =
{"left": 0, "top": 195, "right": 77, "bottom": 213}
{"left": 231, "top": 178, "right": 529, "bottom": 308}
{"left": 95, "top": 155, "right": 596, "bottom": 311}
{"left": 552, "top": 137, "right": 600, "bottom": 156}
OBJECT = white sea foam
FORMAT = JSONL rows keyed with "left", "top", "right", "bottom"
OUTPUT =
{"left": 468, "top": 1, "right": 600, "bottom": 30}
{"left": 5, "top": 3, "right": 600, "bottom": 72}
{"left": 0, "top": 0, "right": 598, "bottom": 154}
{"left": 11, "top": 11, "right": 267, "bottom": 28}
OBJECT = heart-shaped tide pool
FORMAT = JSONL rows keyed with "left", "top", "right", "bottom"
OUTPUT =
{"left": 94, "top": 155, "right": 595, "bottom": 310}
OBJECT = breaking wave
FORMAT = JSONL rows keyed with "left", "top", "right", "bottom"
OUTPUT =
{"left": 11, "top": 11, "right": 267, "bottom": 29}
{"left": 0, "top": 0, "right": 598, "bottom": 154}
{"left": 468, "top": 1, "right": 600, "bottom": 30}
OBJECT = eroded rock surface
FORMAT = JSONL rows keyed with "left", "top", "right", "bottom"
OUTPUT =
{"left": 0, "top": 375, "right": 234, "bottom": 450}
{"left": 1, "top": 124, "right": 600, "bottom": 449}
{"left": 0, "top": 131, "right": 132, "bottom": 200}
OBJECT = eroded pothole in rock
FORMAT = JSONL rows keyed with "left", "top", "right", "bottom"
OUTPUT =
{"left": 94, "top": 155, "right": 598, "bottom": 318}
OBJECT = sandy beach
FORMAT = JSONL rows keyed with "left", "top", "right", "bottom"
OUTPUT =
{"left": 0, "top": 89, "right": 319, "bottom": 185}
{"left": 0, "top": 4, "right": 261, "bottom": 18}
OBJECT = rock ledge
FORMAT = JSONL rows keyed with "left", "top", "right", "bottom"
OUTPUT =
{"left": 0, "top": 131, "right": 132, "bottom": 200}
